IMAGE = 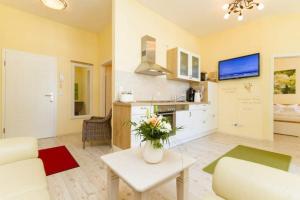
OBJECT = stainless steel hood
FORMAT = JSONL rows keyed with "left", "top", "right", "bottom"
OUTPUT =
{"left": 135, "top": 35, "right": 172, "bottom": 76}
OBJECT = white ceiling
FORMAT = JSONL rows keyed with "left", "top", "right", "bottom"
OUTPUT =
{"left": 1, "top": 0, "right": 300, "bottom": 36}
{"left": 0, "top": 0, "right": 112, "bottom": 33}
{"left": 138, "top": 0, "right": 300, "bottom": 36}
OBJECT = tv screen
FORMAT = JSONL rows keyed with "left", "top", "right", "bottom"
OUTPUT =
{"left": 218, "top": 53, "right": 260, "bottom": 81}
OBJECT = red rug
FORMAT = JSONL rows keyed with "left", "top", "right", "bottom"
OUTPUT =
{"left": 38, "top": 146, "right": 79, "bottom": 176}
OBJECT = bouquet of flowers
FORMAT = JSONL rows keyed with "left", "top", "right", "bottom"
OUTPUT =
{"left": 131, "top": 112, "right": 180, "bottom": 149}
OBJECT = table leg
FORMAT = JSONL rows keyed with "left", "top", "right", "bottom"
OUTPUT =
{"left": 176, "top": 169, "right": 189, "bottom": 200}
{"left": 133, "top": 191, "right": 148, "bottom": 200}
{"left": 107, "top": 168, "right": 119, "bottom": 200}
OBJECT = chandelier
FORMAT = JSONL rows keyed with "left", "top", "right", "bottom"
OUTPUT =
{"left": 223, "top": 0, "right": 264, "bottom": 21}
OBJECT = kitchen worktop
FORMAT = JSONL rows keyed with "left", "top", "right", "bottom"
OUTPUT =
{"left": 114, "top": 101, "right": 208, "bottom": 106}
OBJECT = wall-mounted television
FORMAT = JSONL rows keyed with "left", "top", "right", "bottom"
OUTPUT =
{"left": 218, "top": 53, "right": 260, "bottom": 81}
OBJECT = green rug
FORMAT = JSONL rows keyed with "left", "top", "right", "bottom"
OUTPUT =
{"left": 203, "top": 145, "right": 292, "bottom": 174}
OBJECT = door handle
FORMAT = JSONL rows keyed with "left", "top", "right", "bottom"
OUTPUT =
{"left": 44, "top": 93, "right": 53, "bottom": 97}
{"left": 45, "top": 93, "right": 54, "bottom": 102}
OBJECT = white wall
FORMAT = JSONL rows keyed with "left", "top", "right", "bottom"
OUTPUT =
{"left": 113, "top": 0, "right": 201, "bottom": 101}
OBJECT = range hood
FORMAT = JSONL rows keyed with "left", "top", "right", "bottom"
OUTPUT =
{"left": 135, "top": 35, "right": 172, "bottom": 76}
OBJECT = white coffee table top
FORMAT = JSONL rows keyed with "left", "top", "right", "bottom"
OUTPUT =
{"left": 101, "top": 148, "right": 196, "bottom": 192}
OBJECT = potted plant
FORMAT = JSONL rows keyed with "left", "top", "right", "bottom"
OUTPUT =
{"left": 131, "top": 111, "right": 180, "bottom": 164}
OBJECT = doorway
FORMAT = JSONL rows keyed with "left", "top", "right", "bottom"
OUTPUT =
{"left": 3, "top": 49, "right": 57, "bottom": 138}
{"left": 273, "top": 55, "right": 300, "bottom": 137}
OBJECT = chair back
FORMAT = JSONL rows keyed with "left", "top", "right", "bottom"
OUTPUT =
{"left": 104, "top": 109, "right": 112, "bottom": 121}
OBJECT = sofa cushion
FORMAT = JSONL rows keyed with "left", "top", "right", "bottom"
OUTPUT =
{"left": 0, "top": 158, "right": 49, "bottom": 200}
{"left": 213, "top": 157, "right": 300, "bottom": 200}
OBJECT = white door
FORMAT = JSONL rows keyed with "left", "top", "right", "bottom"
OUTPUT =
{"left": 3, "top": 49, "right": 57, "bottom": 138}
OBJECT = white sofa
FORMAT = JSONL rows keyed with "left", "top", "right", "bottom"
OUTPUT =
{"left": 204, "top": 157, "right": 300, "bottom": 200}
{"left": 0, "top": 137, "right": 50, "bottom": 200}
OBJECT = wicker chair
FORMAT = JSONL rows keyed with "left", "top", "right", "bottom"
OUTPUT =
{"left": 82, "top": 109, "right": 112, "bottom": 149}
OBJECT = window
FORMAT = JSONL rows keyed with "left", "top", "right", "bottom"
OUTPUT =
{"left": 71, "top": 61, "right": 92, "bottom": 118}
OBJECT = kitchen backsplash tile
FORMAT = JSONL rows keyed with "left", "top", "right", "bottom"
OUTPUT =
{"left": 115, "top": 70, "right": 189, "bottom": 101}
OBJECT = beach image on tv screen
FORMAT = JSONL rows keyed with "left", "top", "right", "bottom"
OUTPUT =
{"left": 219, "top": 54, "right": 259, "bottom": 80}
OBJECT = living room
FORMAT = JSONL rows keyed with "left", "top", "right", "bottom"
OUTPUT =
{"left": 1, "top": 0, "right": 300, "bottom": 200}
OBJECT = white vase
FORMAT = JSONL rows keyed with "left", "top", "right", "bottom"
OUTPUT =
{"left": 142, "top": 141, "right": 164, "bottom": 164}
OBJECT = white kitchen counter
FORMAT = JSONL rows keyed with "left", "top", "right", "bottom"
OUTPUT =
{"left": 114, "top": 101, "right": 209, "bottom": 107}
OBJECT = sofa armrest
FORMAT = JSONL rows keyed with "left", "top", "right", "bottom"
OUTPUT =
{"left": 213, "top": 157, "right": 300, "bottom": 200}
{"left": 0, "top": 137, "right": 38, "bottom": 165}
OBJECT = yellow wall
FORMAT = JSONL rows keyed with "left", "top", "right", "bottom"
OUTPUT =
{"left": 0, "top": 4, "right": 104, "bottom": 136}
{"left": 113, "top": 0, "right": 201, "bottom": 100}
{"left": 98, "top": 23, "right": 112, "bottom": 115}
{"left": 200, "top": 14, "right": 300, "bottom": 141}
{"left": 99, "top": 24, "right": 112, "bottom": 65}
{"left": 274, "top": 57, "right": 300, "bottom": 104}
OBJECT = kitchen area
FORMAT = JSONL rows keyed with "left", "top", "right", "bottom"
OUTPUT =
{"left": 113, "top": 35, "right": 218, "bottom": 149}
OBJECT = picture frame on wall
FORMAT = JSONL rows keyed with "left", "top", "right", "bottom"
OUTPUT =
{"left": 274, "top": 69, "right": 296, "bottom": 94}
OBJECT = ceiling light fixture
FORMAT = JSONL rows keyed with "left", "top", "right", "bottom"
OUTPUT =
{"left": 222, "top": 0, "right": 264, "bottom": 21}
{"left": 41, "top": 0, "right": 67, "bottom": 10}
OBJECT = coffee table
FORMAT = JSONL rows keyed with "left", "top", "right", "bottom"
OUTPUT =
{"left": 101, "top": 148, "right": 196, "bottom": 200}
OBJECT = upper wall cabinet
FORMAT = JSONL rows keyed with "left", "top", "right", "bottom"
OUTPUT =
{"left": 167, "top": 48, "right": 201, "bottom": 82}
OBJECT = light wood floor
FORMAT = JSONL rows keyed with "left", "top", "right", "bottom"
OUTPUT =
{"left": 39, "top": 133, "right": 300, "bottom": 200}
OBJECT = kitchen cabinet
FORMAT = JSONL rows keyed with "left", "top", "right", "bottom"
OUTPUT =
{"left": 167, "top": 48, "right": 201, "bottom": 82}
{"left": 179, "top": 50, "right": 189, "bottom": 78}
{"left": 173, "top": 103, "right": 217, "bottom": 146}
{"left": 174, "top": 82, "right": 218, "bottom": 144}
{"left": 191, "top": 105, "right": 208, "bottom": 134}
{"left": 113, "top": 104, "right": 153, "bottom": 149}
{"left": 130, "top": 114, "right": 149, "bottom": 148}
{"left": 189, "top": 104, "right": 213, "bottom": 137}
{"left": 171, "top": 105, "right": 215, "bottom": 145}
{"left": 191, "top": 53, "right": 200, "bottom": 81}
{"left": 131, "top": 106, "right": 153, "bottom": 148}
{"left": 191, "top": 81, "right": 218, "bottom": 128}
{"left": 113, "top": 82, "right": 218, "bottom": 149}
{"left": 131, "top": 106, "right": 153, "bottom": 115}
{"left": 175, "top": 110, "right": 192, "bottom": 144}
